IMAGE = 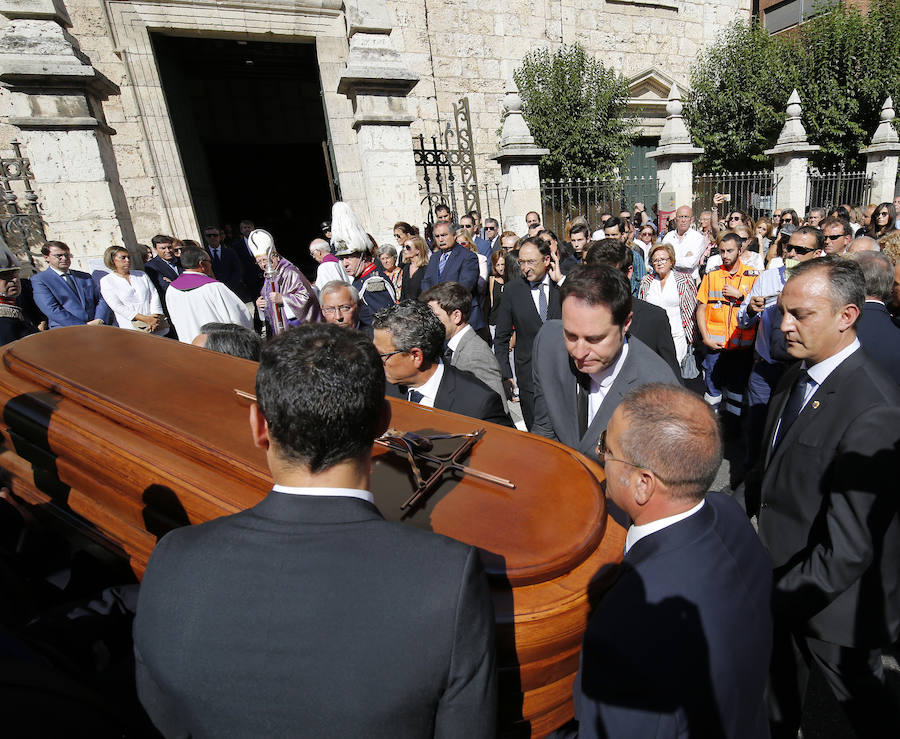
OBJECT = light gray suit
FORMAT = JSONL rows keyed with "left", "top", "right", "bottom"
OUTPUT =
{"left": 450, "top": 326, "right": 509, "bottom": 413}
{"left": 531, "top": 320, "right": 679, "bottom": 458}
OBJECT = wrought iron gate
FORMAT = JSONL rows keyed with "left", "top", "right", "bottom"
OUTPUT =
{"left": 413, "top": 97, "right": 484, "bottom": 225}
{"left": 0, "top": 140, "right": 45, "bottom": 271}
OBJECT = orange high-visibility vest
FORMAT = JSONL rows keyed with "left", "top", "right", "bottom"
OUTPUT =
{"left": 697, "top": 263, "right": 760, "bottom": 350}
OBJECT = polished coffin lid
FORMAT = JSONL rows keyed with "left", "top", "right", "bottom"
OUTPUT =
{"left": 0, "top": 326, "right": 609, "bottom": 585}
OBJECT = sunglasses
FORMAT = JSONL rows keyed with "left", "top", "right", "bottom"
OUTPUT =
{"left": 824, "top": 234, "right": 846, "bottom": 241}
{"left": 786, "top": 243, "right": 817, "bottom": 255}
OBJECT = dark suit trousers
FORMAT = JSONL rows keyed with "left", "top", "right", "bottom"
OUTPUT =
{"left": 768, "top": 628, "right": 900, "bottom": 738}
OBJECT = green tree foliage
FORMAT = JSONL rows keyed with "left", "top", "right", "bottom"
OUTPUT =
{"left": 513, "top": 44, "right": 636, "bottom": 180}
{"left": 685, "top": 0, "right": 900, "bottom": 172}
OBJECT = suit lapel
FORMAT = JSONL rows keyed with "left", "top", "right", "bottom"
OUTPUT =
{"left": 433, "top": 364, "right": 455, "bottom": 410}
{"left": 548, "top": 282, "right": 562, "bottom": 320}
{"left": 580, "top": 345, "right": 638, "bottom": 446}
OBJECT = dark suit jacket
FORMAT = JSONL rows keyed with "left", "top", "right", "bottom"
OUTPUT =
{"left": 630, "top": 298, "right": 680, "bottom": 377}
{"left": 571, "top": 494, "right": 772, "bottom": 738}
{"left": 31, "top": 268, "right": 109, "bottom": 328}
{"left": 420, "top": 244, "right": 485, "bottom": 329}
{"left": 206, "top": 245, "right": 249, "bottom": 301}
{"left": 231, "top": 236, "right": 265, "bottom": 298}
{"left": 856, "top": 301, "right": 900, "bottom": 385}
{"left": 531, "top": 326, "right": 679, "bottom": 459}
{"left": 134, "top": 492, "right": 497, "bottom": 738}
{"left": 144, "top": 255, "right": 181, "bottom": 297}
{"left": 386, "top": 363, "right": 513, "bottom": 428}
{"left": 756, "top": 347, "right": 900, "bottom": 648}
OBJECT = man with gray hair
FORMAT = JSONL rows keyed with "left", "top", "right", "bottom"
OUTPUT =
{"left": 805, "top": 207, "right": 826, "bottom": 228}
{"left": 753, "top": 256, "right": 900, "bottom": 737}
{"left": 308, "top": 238, "right": 348, "bottom": 292}
{"left": 567, "top": 383, "right": 772, "bottom": 738}
{"left": 850, "top": 250, "right": 900, "bottom": 383}
{"left": 847, "top": 235, "right": 880, "bottom": 253}
{"left": 483, "top": 218, "right": 500, "bottom": 251}
{"left": 320, "top": 280, "right": 366, "bottom": 336}
{"left": 374, "top": 300, "right": 512, "bottom": 427}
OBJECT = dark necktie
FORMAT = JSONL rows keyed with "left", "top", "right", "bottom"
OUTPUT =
{"left": 212, "top": 248, "right": 221, "bottom": 269}
{"left": 534, "top": 283, "right": 548, "bottom": 322}
{"left": 438, "top": 252, "right": 450, "bottom": 277}
{"left": 773, "top": 370, "right": 810, "bottom": 450}
{"left": 577, "top": 372, "right": 590, "bottom": 438}
{"left": 444, "top": 346, "right": 454, "bottom": 363}
{"left": 408, "top": 389, "right": 424, "bottom": 404}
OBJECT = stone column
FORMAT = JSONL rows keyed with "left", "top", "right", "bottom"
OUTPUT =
{"left": 646, "top": 84, "right": 704, "bottom": 219}
{"left": 764, "top": 90, "right": 819, "bottom": 214}
{"left": 0, "top": 0, "right": 139, "bottom": 270}
{"left": 337, "top": 0, "right": 419, "bottom": 241}
{"left": 861, "top": 97, "right": 900, "bottom": 205}
{"left": 488, "top": 85, "right": 548, "bottom": 233}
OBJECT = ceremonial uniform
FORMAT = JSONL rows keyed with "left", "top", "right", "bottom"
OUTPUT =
{"left": 353, "top": 262, "right": 396, "bottom": 330}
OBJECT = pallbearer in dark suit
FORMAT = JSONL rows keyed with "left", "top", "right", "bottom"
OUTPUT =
{"left": 134, "top": 324, "right": 498, "bottom": 738}
{"left": 562, "top": 384, "right": 772, "bottom": 739}
{"left": 493, "top": 237, "right": 562, "bottom": 429}
{"left": 849, "top": 250, "right": 900, "bottom": 385}
{"left": 751, "top": 257, "right": 900, "bottom": 737}
{"left": 375, "top": 300, "right": 513, "bottom": 428}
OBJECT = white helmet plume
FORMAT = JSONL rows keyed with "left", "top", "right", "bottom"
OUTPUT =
{"left": 330, "top": 201, "right": 370, "bottom": 257}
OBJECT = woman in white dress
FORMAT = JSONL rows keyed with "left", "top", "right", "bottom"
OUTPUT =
{"left": 99, "top": 246, "right": 169, "bottom": 335}
{"left": 638, "top": 243, "right": 697, "bottom": 364}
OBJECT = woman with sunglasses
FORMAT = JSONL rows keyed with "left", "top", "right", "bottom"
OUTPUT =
{"left": 399, "top": 235, "right": 430, "bottom": 301}
{"left": 775, "top": 209, "right": 799, "bottom": 237}
{"left": 869, "top": 202, "right": 897, "bottom": 240}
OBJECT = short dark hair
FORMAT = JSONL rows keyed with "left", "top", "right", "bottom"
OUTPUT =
{"left": 569, "top": 223, "right": 590, "bottom": 239}
{"left": 519, "top": 235, "right": 550, "bottom": 258}
{"left": 202, "top": 226, "right": 220, "bottom": 235}
{"left": 179, "top": 246, "right": 209, "bottom": 270}
{"left": 373, "top": 300, "right": 445, "bottom": 363}
{"left": 559, "top": 264, "right": 632, "bottom": 326}
{"left": 793, "top": 225, "right": 826, "bottom": 253}
{"left": 151, "top": 234, "right": 175, "bottom": 247}
{"left": 719, "top": 232, "right": 743, "bottom": 249}
{"left": 420, "top": 281, "right": 473, "bottom": 322}
{"left": 255, "top": 324, "right": 385, "bottom": 472}
{"left": 200, "top": 322, "right": 262, "bottom": 361}
{"left": 602, "top": 216, "right": 623, "bottom": 232}
{"left": 42, "top": 241, "right": 69, "bottom": 257}
{"left": 788, "top": 255, "right": 865, "bottom": 316}
{"left": 819, "top": 216, "right": 852, "bottom": 236}
{"left": 435, "top": 203, "right": 451, "bottom": 215}
{"left": 584, "top": 238, "right": 633, "bottom": 273}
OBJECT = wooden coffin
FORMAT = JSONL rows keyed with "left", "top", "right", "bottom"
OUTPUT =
{"left": 0, "top": 326, "right": 625, "bottom": 738}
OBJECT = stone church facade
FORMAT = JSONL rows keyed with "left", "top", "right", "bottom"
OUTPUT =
{"left": 0, "top": 0, "right": 749, "bottom": 267}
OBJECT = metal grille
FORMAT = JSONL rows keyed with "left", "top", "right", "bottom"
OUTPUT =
{"left": 806, "top": 167, "right": 873, "bottom": 210}
{"left": 539, "top": 177, "right": 660, "bottom": 237}
{"left": 413, "top": 97, "right": 483, "bottom": 227}
{"left": 0, "top": 140, "right": 46, "bottom": 268}
{"left": 692, "top": 171, "right": 779, "bottom": 219}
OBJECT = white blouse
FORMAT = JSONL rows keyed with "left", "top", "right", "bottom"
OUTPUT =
{"left": 100, "top": 270, "right": 168, "bottom": 334}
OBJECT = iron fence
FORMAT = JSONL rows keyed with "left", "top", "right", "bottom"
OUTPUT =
{"left": 0, "top": 139, "right": 45, "bottom": 273}
{"left": 692, "top": 171, "right": 779, "bottom": 220}
{"left": 540, "top": 177, "right": 660, "bottom": 237}
{"left": 806, "top": 167, "right": 873, "bottom": 210}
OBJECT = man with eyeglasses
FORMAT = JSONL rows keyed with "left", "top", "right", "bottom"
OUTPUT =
{"left": 819, "top": 216, "right": 852, "bottom": 255}
{"left": 319, "top": 280, "right": 366, "bottom": 335}
{"left": 335, "top": 235, "right": 396, "bottom": 333}
{"left": 375, "top": 300, "right": 511, "bottom": 426}
{"left": 565, "top": 383, "right": 772, "bottom": 739}
{"left": 31, "top": 241, "right": 109, "bottom": 328}
{"left": 662, "top": 205, "right": 706, "bottom": 282}
{"left": 459, "top": 214, "right": 492, "bottom": 262}
{"left": 737, "top": 226, "right": 824, "bottom": 483}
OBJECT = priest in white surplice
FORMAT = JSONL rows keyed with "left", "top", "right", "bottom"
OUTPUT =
{"left": 165, "top": 245, "right": 252, "bottom": 344}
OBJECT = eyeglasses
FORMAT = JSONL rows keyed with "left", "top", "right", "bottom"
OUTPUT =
{"left": 518, "top": 258, "right": 544, "bottom": 267}
{"left": 651, "top": 257, "right": 671, "bottom": 265}
{"left": 394, "top": 233, "right": 405, "bottom": 240}
{"left": 322, "top": 304, "right": 355, "bottom": 315}
{"left": 781, "top": 218, "right": 792, "bottom": 224}
{"left": 378, "top": 349, "right": 405, "bottom": 363}
{"left": 402, "top": 244, "right": 416, "bottom": 251}
{"left": 596, "top": 430, "right": 646, "bottom": 471}
{"left": 824, "top": 233, "right": 846, "bottom": 241}
{"left": 728, "top": 216, "right": 742, "bottom": 221}
{"left": 47, "top": 252, "right": 70, "bottom": 260}
{"left": 876, "top": 212, "right": 890, "bottom": 218}
{"left": 785, "top": 243, "right": 817, "bottom": 255}
{"left": 485, "top": 225, "right": 497, "bottom": 231}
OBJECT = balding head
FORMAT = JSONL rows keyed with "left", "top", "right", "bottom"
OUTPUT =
{"left": 309, "top": 238, "right": 331, "bottom": 263}
{"left": 675, "top": 206, "right": 693, "bottom": 236}
{"left": 847, "top": 236, "right": 880, "bottom": 254}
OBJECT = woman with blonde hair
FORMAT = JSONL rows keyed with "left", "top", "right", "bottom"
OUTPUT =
{"left": 399, "top": 235, "right": 430, "bottom": 300}
{"left": 638, "top": 243, "right": 697, "bottom": 364}
{"left": 99, "top": 245, "right": 168, "bottom": 334}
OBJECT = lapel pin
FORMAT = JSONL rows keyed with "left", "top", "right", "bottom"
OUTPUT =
{"left": 812, "top": 400, "right": 820, "bottom": 409}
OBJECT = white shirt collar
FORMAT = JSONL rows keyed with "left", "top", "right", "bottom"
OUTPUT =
{"left": 50, "top": 265, "right": 70, "bottom": 276}
{"left": 589, "top": 339, "right": 629, "bottom": 391}
{"left": 625, "top": 499, "right": 705, "bottom": 553}
{"left": 530, "top": 273, "right": 550, "bottom": 290}
{"left": 409, "top": 360, "right": 444, "bottom": 406}
{"left": 804, "top": 338, "right": 860, "bottom": 388}
{"left": 447, "top": 323, "right": 471, "bottom": 352}
{"left": 271, "top": 485, "right": 374, "bottom": 504}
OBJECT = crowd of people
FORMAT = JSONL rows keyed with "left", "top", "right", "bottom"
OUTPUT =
{"left": 0, "top": 192, "right": 899, "bottom": 738}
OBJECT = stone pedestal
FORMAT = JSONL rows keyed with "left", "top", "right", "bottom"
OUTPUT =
{"left": 861, "top": 97, "right": 900, "bottom": 204}
{"left": 338, "top": 0, "right": 419, "bottom": 241}
{"left": 0, "top": 4, "right": 136, "bottom": 269}
{"left": 765, "top": 90, "right": 819, "bottom": 214}
{"left": 489, "top": 87, "right": 548, "bottom": 233}
{"left": 646, "top": 83, "right": 703, "bottom": 213}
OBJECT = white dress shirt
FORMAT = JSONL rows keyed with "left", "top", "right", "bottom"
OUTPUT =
{"left": 663, "top": 228, "right": 706, "bottom": 281}
{"left": 625, "top": 499, "right": 705, "bottom": 553}
{"left": 447, "top": 323, "right": 471, "bottom": 352}
{"left": 407, "top": 360, "right": 445, "bottom": 408}
{"left": 529, "top": 274, "right": 551, "bottom": 316}
{"left": 272, "top": 484, "right": 374, "bottom": 504}
{"left": 587, "top": 340, "right": 629, "bottom": 425}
